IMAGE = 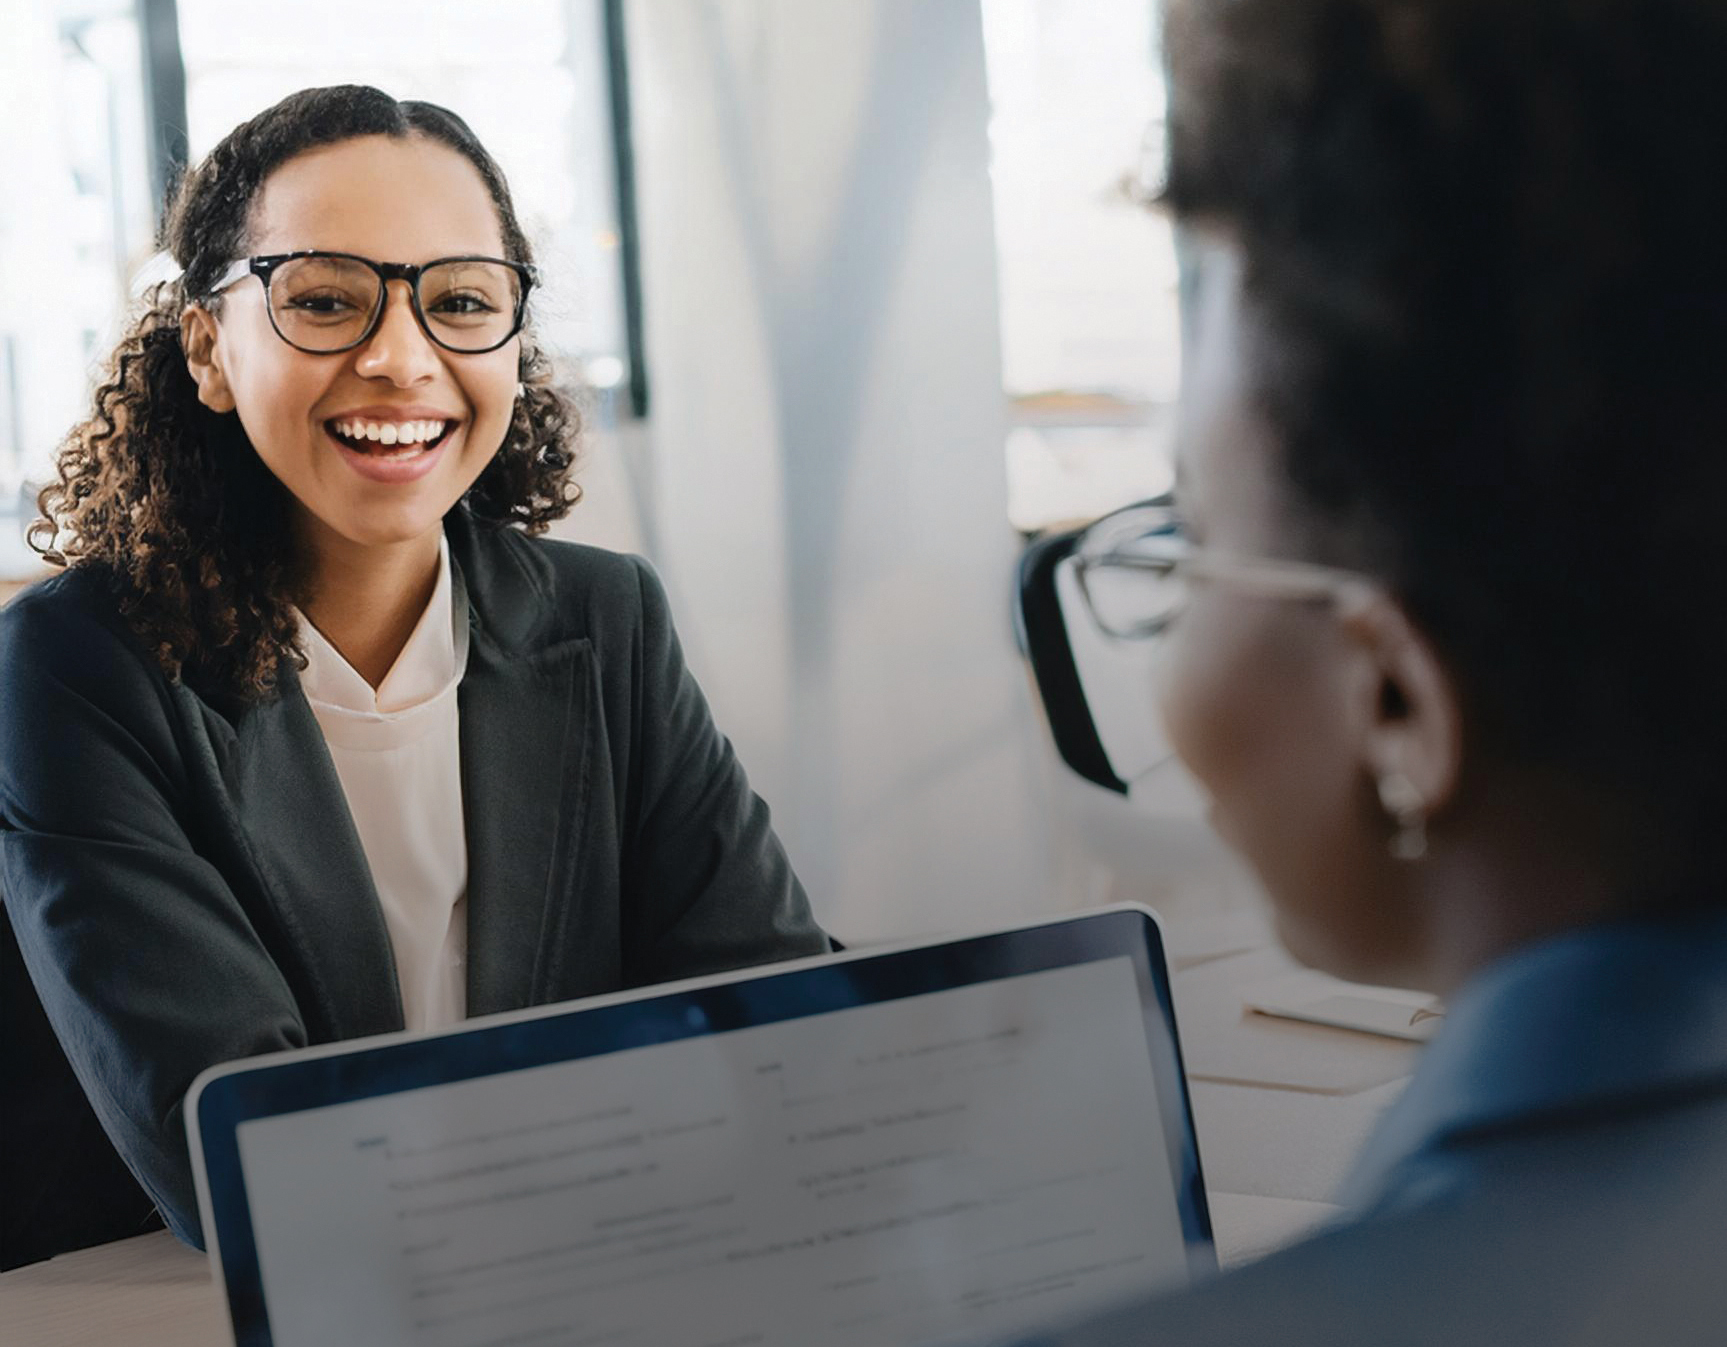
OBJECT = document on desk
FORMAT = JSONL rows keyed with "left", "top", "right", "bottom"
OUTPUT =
{"left": 235, "top": 958, "right": 1188, "bottom": 1347}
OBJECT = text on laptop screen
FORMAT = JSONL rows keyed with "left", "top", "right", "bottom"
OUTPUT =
{"left": 233, "top": 956, "right": 1186, "bottom": 1346}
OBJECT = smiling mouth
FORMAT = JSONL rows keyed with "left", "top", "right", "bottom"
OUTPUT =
{"left": 326, "top": 418, "right": 458, "bottom": 458}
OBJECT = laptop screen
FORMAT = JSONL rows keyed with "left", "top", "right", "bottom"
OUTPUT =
{"left": 191, "top": 908, "right": 1213, "bottom": 1347}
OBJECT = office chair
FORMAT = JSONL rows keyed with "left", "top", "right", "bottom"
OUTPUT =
{"left": 1, "top": 904, "right": 164, "bottom": 1269}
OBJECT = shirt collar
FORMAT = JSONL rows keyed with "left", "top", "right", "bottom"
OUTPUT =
{"left": 296, "top": 532, "right": 466, "bottom": 716}
{"left": 1340, "top": 908, "right": 1727, "bottom": 1212}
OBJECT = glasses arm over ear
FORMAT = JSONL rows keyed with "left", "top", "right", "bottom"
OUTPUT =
{"left": 208, "top": 257, "right": 262, "bottom": 296}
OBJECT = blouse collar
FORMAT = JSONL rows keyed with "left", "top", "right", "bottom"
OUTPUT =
{"left": 295, "top": 532, "right": 468, "bottom": 717}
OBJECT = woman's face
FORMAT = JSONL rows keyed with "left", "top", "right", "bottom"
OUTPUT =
{"left": 192, "top": 134, "right": 520, "bottom": 564}
{"left": 1158, "top": 245, "right": 1424, "bottom": 984}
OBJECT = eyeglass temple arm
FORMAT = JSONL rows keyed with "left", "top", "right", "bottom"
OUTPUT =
{"left": 1017, "top": 527, "right": 1132, "bottom": 795}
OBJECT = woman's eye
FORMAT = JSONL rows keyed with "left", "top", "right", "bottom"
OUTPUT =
{"left": 429, "top": 292, "right": 499, "bottom": 315}
{"left": 285, "top": 292, "right": 358, "bottom": 314}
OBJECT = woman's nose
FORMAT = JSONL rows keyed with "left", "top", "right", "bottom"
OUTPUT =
{"left": 352, "top": 280, "right": 441, "bottom": 383}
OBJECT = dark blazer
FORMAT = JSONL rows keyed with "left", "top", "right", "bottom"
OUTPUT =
{"left": 0, "top": 510, "right": 828, "bottom": 1267}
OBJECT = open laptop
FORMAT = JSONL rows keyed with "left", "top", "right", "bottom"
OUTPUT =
{"left": 188, "top": 904, "right": 1215, "bottom": 1347}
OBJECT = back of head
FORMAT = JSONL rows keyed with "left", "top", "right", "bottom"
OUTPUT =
{"left": 1163, "top": 0, "right": 1727, "bottom": 895}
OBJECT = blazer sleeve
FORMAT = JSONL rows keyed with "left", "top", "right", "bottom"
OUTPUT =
{"left": 0, "top": 589, "right": 305, "bottom": 1248}
{"left": 617, "top": 557, "right": 831, "bottom": 985}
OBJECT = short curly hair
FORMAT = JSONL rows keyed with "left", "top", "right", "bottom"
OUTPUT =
{"left": 31, "top": 85, "right": 582, "bottom": 698}
{"left": 1163, "top": 0, "right": 1727, "bottom": 870}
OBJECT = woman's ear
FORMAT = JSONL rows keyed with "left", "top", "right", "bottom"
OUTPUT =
{"left": 180, "top": 305, "right": 236, "bottom": 412}
{"left": 1337, "top": 590, "right": 1464, "bottom": 826}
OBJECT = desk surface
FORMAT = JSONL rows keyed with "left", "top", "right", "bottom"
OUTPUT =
{"left": 0, "top": 868, "right": 1419, "bottom": 1345}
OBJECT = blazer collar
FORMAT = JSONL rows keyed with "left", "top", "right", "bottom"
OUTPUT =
{"left": 226, "top": 671, "right": 405, "bottom": 1039}
{"left": 456, "top": 619, "right": 594, "bottom": 1017}
{"left": 1342, "top": 909, "right": 1727, "bottom": 1211}
{"left": 440, "top": 509, "right": 596, "bottom": 1016}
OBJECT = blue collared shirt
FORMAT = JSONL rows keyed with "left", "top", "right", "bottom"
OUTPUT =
{"left": 1019, "top": 908, "right": 1727, "bottom": 1346}
{"left": 1341, "top": 908, "right": 1727, "bottom": 1215}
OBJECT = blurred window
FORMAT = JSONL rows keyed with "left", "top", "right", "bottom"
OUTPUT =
{"left": 0, "top": 0, "right": 153, "bottom": 575}
{"left": 982, "top": 0, "right": 1181, "bottom": 535}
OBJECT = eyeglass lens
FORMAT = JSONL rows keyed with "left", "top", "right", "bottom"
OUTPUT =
{"left": 267, "top": 256, "right": 523, "bottom": 353}
{"left": 1082, "top": 557, "right": 1187, "bottom": 637}
{"left": 1078, "top": 518, "right": 1188, "bottom": 639}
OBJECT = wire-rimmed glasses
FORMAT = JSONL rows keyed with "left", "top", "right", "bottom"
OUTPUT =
{"left": 211, "top": 250, "right": 535, "bottom": 355}
{"left": 1072, "top": 499, "right": 1382, "bottom": 640}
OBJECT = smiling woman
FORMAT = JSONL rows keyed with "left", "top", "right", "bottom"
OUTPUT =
{"left": 173, "top": 130, "right": 536, "bottom": 683}
{"left": 0, "top": 85, "right": 828, "bottom": 1270}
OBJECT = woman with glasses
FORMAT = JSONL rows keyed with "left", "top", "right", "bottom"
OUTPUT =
{"left": 0, "top": 85, "right": 827, "bottom": 1268}
{"left": 1030, "top": 0, "right": 1727, "bottom": 1343}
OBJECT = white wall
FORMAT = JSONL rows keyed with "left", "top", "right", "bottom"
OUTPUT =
{"left": 622, "top": 0, "right": 1060, "bottom": 943}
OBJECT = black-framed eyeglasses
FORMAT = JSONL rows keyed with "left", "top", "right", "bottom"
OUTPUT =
{"left": 211, "top": 250, "right": 536, "bottom": 355}
{"left": 1072, "top": 500, "right": 1382, "bottom": 640}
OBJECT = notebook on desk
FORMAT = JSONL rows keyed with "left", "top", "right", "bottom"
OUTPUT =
{"left": 187, "top": 904, "right": 1215, "bottom": 1347}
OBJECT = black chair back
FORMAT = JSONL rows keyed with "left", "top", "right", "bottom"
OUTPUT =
{"left": 1, "top": 902, "right": 164, "bottom": 1269}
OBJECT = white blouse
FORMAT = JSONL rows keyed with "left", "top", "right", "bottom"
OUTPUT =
{"left": 294, "top": 535, "right": 470, "bottom": 1033}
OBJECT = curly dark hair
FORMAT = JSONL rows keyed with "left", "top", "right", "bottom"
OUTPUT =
{"left": 1162, "top": 0, "right": 1727, "bottom": 873}
{"left": 31, "top": 85, "right": 582, "bottom": 698}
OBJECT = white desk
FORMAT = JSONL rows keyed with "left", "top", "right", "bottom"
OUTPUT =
{"left": 1, "top": 1232, "right": 226, "bottom": 1347}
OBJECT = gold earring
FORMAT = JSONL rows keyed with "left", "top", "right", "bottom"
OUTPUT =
{"left": 1377, "top": 772, "right": 1428, "bottom": 861}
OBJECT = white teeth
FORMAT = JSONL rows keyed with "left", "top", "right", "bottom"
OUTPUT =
{"left": 332, "top": 418, "right": 450, "bottom": 447}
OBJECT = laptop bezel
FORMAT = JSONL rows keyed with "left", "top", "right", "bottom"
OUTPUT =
{"left": 187, "top": 903, "right": 1215, "bottom": 1344}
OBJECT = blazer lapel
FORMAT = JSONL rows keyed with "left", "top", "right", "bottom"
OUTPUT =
{"left": 459, "top": 623, "right": 595, "bottom": 1017}
{"left": 227, "top": 677, "right": 404, "bottom": 1038}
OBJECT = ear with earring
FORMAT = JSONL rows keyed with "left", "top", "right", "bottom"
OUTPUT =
{"left": 1377, "top": 771, "right": 1428, "bottom": 861}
